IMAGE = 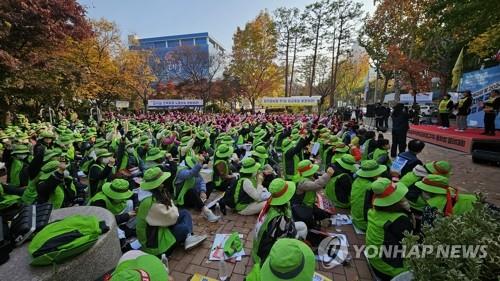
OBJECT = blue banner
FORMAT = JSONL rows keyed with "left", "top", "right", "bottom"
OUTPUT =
{"left": 459, "top": 65, "right": 500, "bottom": 128}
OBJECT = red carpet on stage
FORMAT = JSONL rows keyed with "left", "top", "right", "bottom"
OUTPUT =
{"left": 408, "top": 125, "right": 500, "bottom": 153}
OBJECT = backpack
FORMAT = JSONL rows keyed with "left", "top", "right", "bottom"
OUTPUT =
{"left": 28, "top": 214, "right": 109, "bottom": 266}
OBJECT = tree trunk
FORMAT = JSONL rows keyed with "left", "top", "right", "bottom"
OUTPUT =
{"left": 394, "top": 70, "right": 401, "bottom": 103}
{"left": 329, "top": 28, "right": 337, "bottom": 107}
{"left": 284, "top": 30, "right": 290, "bottom": 97}
{"left": 309, "top": 16, "right": 321, "bottom": 97}
{"left": 381, "top": 77, "right": 389, "bottom": 103}
{"left": 289, "top": 35, "right": 298, "bottom": 96}
{"left": 331, "top": 21, "right": 344, "bottom": 108}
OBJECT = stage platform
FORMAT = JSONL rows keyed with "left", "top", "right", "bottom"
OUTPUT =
{"left": 408, "top": 125, "right": 500, "bottom": 153}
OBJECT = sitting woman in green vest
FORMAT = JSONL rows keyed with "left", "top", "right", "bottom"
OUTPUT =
{"left": 252, "top": 178, "right": 308, "bottom": 264}
{"left": 370, "top": 137, "right": 392, "bottom": 168}
{"left": 291, "top": 160, "right": 334, "bottom": 230}
{"left": 36, "top": 160, "right": 76, "bottom": 209}
{"left": 366, "top": 178, "right": 414, "bottom": 281}
{"left": 174, "top": 155, "right": 220, "bottom": 222}
{"left": 351, "top": 160, "right": 387, "bottom": 232}
{"left": 321, "top": 136, "right": 339, "bottom": 168}
{"left": 108, "top": 250, "right": 171, "bottom": 281}
{"left": 117, "top": 140, "right": 144, "bottom": 173}
{"left": 415, "top": 175, "right": 476, "bottom": 218}
{"left": 325, "top": 154, "right": 357, "bottom": 209}
{"left": 89, "top": 178, "right": 136, "bottom": 251}
{"left": 6, "top": 144, "right": 31, "bottom": 188}
{"left": 88, "top": 149, "right": 115, "bottom": 198}
{"left": 282, "top": 132, "right": 313, "bottom": 181}
{"left": 178, "top": 135, "right": 195, "bottom": 162}
{"left": 213, "top": 144, "right": 237, "bottom": 192}
{"left": 137, "top": 167, "right": 207, "bottom": 256}
{"left": 251, "top": 145, "right": 278, "bottom": 188}
{"left": 361, "top": 131, "right": 376, "bottom": 160}
{"left": 402, "top": 161, "right": 451, "bottom": 231}
{"left": 234, "top": 158, "right": 269, "bottom": 215}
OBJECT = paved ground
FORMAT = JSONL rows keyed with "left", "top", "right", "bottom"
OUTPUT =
{"left": 169, "top": 208, "right": 374, "bottom": 281}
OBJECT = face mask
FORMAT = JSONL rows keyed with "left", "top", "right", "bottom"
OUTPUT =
{"left": 16, "top": 154, "right": 28, "bottom": 160}
{"left": 127, "top": 148, "right": 135, "bottom": 154}
{"left": 400, "top": 200, "right": 410, "bottom": 211}
{"left": 102, "top": 158, "right": 110, "bottom": 165}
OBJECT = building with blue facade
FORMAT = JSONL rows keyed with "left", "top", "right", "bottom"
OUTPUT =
{"left": 129, "top": 32, "right": 225, "bottom": 82}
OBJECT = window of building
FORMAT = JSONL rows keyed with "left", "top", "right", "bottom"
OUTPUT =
{"left": 167, "top": 40, "right": 180, "bottom": 47}
{"left": 154, "top": 41, "right": 166, "bottom": 48}
{"left": 195, "top": 37, "right": 207, "bottom": 45}
{"left": 181, "top": 38, "right": 194, "bottom": 46}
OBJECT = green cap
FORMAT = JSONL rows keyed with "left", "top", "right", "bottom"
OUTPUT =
{"left": 240, "top": 158, "right": 261, "bottom": 174}
{"left": 356, "top": 160, "right": 387, "bottom": 178}
{"left": 180, "top": 136, "right": 191, "bottom": 146}
{"left": 102, "top": 179, "right": 132, "bottom": 201}
{"left": 184, "top": 156, "right": 198, "bottom": 169}
{"left": 40, "top": 131, "right": 55, "bottom": 139}
{"left": 145, "top": 147, "right": 166, "bottom": 162}
{"left": 424, "top": 161, "right": 451, "bottom": 177}
{"left": 260, "top": 238, "right": 315, "bottom": 281}
{"left": 224, "top": 232, "right": 243, "bottom": 257}
{"left": 371, "top": 178, "right": 408, "bottom": 207}
{"left": 334, "top": 143, "right": 349, "bottom": 153}
{"left": 110, "top": 251, "right": 168, "bottom": 281}
{"left": 43, "top": 148, "right": 62, "bottom": 162}
{"left": 216, "top": 144, "right": 233, "bottom": 159}
{"left": 95, "top": 148, "right": 113, "bottom": 159}
{"left": 296, "top": 160, "right": 319, "bottom": 178}
{"left": 39, "top": 161, "right": 59, "bottom": 180}
{"left": 93, "top": 138, "right": 109, "bottom": 149}
{"left": 252, "top": 146, "right": 269, "bottom": 159}
{"left": 415, "top": 174, "right": 450, "bottom": 195}
{"left": 268, "top": 178, "right": 296, "bottom": 206}
{"left": 12, "top": 144, "right": 30, "bottom": 155}
{"left": 335, "top": 154, "right": 357, "bottom": 173}
{"left": 282, "top": 138, "right": 294, "bottom": 151}
{"left": 140, "top": 167, "right": 171, "bottom": 190}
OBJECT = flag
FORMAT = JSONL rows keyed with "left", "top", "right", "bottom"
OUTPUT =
{"left": 451, "top": 47, "right": 464, "bottom": 90}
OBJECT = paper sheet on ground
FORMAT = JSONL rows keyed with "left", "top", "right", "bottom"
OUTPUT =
{"left": 205, "top": 191, "right": 225, "bottom": 209}
{"left": 313, "top": 272, "right": 333, "bottom": 281}
{"left": 209, "top": 234, "right": 245, "bottom": 261}
{"left": 190, "top": 273, "right": 218, "bottom": 281}
{"left": 330, "top": 214, "right": 352, "bottom": 226}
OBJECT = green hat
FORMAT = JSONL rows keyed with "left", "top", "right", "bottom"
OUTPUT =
{"left": 40, "top": 161, "right": 59, "bottom": 180}
{"left": 57, "top": 134, "right": 73, "bottom": 145}
{"left": 40, "top": 131, "right": 55, "bottom": 139}
{"left": 224, "top": 232, "right": 243, "bottom": 257}
{"left": 371, "top": 178, "right": 408, "bottom": 207}
{"left": 196, "top": 130, "right": 207, "bottom": 140}
{"left": 85, "top": 132, "right": 97, "bottom": 140}
{"left": 43, "top": 149, "right": 62, "bottom": 162}
{"left": 140, "top": 167, "right": 171, "bottom": 190}
{"left": 335, "top": 154, "right": 357, "bottom": 172}
{"left": 93, "top": 138, "right": 109, "bottom": 149}
{"left": 334, "top": 143, "right": 349, "bottom": 153}
{"left": 16, "top": 132, "right": 29, "bottom": 140}
{"left": 415, "top": 175, "right": 450, "bottom": 195}
{"left": 138, "top": 136, "right": 150, "bottom": 146}
{"left": 297, "top": 160, "right": 319, "bottom": 178}
{"left": 424, "top": 161, "right": 452, "bottom": 177}
{"left": 282, "top": 138, "right": 293, "bottom": 151}
{"left": 145, "top": 147, "right": 166, "bottom": 162}
{"left": 184, "top": 156, "right": 198, "bottom": 169}
{"left": 12, "top": 144, "right": 30, "bottom": 155}
{"left": 240, "top": 158, "right": 261, "bottom": 174}
{"left": 216, "top": 144, "right": 234, "bottom": 159}
{"left": 220, "top": 135, "right": 234, "bottom": 145}
{"left": 110, "top": 252, "right": 168, "bottom": 281}
{"left": 268, "top": 178, "right": 296, "bottom": 206}
{"left": 328, "top": 135, "right": 339, "bottom": 144}
{"left": 95, "top": 148, "right": 113, "bottom": 159}
{"left": 253, "top": 128, "right": 266, "bottom": 138}
{"left": 261, "top": 238, "right": 315, "bottom": 281}
{"left": 73, "top": 133, "right": 84, "bottom": 142}
{"left": 291, "top": 128, "right": 299, "bottom": 135}
{"left": 180, "top": 136, "right": 191, "bottom": 146}
{"left": 356, "top": 160, "right": 387, "bottom": 178}
{"left": 102, "top": 179, "right": 132, "bottom": 200}
{"left": 252, "top": 146, "right": 269, "bottom": 159}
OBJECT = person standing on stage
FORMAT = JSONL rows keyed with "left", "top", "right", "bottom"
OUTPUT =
{"left": 438, "top": 94, "right": 454, "bottom": 129}
{"left": 481, "top": 89, "right": 500, "bottom": 136}
{"left": 455, "top": 90, "right": 472, "bottom": 132}
{"left": 391, "top": 103, "right": 410, "bottom": 158}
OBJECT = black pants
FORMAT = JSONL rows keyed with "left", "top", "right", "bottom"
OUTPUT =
{"left": 391, "top": 131, "right": 407, "bottom": 158}
{"left": 376, "top": 118, "right": 384, "bottom": 129}
{"left": 384, "top": 117, "right": 389, "bottom": 128}
{"left": 484, "top": 113, "right": 496, "bottom": 134}
{"left": 439, "top": 113, "right": 449, "bottom": 128}
{"left": 181, "top": 189, "right": 205, "bottom": 211}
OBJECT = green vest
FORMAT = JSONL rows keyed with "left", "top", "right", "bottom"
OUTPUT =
{"left": 426, "top": 193, "right": 477, "bottom": 216}
{"left": 439, "top": 99, "right": 450, "bottom": 113}
{"left": 234, "top": 177, "right": 257, "bottom": 212}
{"left": 350, "top": 177, "right": 373, "bottom": 231}
{"left": 22, "top": 174, "right": 41, "bottom": 204}
{"left": 89, "top": 192, "right": 127, "bottom": 215}
{"left": 322, "top": 146, "right": 333, "bottom": 169}
{"left": 361, "top": 139, "right": 372, "bottom": 160}
{"left": 173, "top": 166, "right": 196, "bottom": 206}
{"left": 67, "top": 145, "right": 75, "bottom": 161}
{"left": 9, "top": 159, "right": 24, "bottom": 187}
{"left": 119, "top": 150, "right": 140, "bottom": 170}
{"left": 136, "top": 197, "right": 176, "bottom": 255}
{"left": 400, "top": 172, "right": 427, "bottom": 212}
{"left": 214, "top": 159, "right": 229, "bottom": 186}
{"left": 251, "top": 207, "right": 285, "bottom": 264}
{"left": 325, "top": 173, "right": 350, "bottom": 209}
{"left": 294, "top": 178, "right": 316, "bottom": 208}
{"left": 365, "top": 210, "right": 408, "bottom": 277}
{"left": 43, "top": 178, "right": 76, "bottom": 209}
{"left": 372, "top": 148, "right": 392, "bottom": 167}
{"left": 282, "top": 147, "right": 300, "bottom": 181}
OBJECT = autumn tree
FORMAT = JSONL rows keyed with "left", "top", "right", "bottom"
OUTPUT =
{"left": 229, "top": 11, "right": 282, "bottom": 111}
{"left": 119, "top": 50, "right": 156, "bottom": 111}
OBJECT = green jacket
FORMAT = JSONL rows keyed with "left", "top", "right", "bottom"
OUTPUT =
{"left": 89, "top": 192, "right": 127, "bottom": 215}
{"left": 325, "top": 173, "right": 351, "bottom": 209}
{"left": 136, "top": 197, "right": 176, "bottom": 255}
{"left": 173, "top": 166, "right": 196, "bottom": 206}
{"left": 427, "top": 193, "right": 477, "bottom": 216}
{"left": 350, "top": 177, "right": 373, "bottom": 231}
{"left": 251, "top": 207, "right": 285, "bottom": 264}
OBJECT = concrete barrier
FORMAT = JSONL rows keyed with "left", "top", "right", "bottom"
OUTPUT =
{"left": 0, "top": 206, "right": 121, "bottom": 281}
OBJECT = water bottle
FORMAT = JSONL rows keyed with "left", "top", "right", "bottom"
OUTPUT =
{"left": 218, "top": 258, "right": 230, "bottom": 281}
